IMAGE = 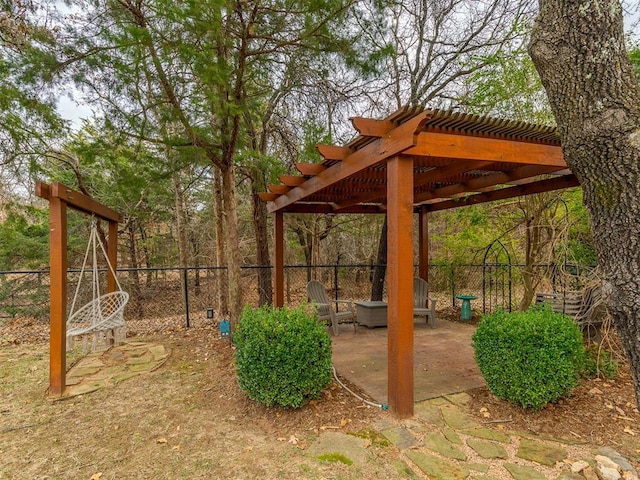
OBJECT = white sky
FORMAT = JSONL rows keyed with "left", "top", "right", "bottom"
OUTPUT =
{"left": 57, "top": 96, "right": 94, "bottom": 130}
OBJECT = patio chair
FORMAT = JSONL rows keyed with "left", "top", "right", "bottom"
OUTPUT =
{"left": 414, "top": 277, "right": 437, "bottom": 328}
{"left": 306, "top": 280, "right": 357, "bottom": 335}
{"left": 536, "top": 283, "right": 605, "bottom": 340}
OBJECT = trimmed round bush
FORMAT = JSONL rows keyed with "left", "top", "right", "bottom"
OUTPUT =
{"left": 472, "top": 306, "right": 585, "bottom": 410}
{"left": 234, "top": 305, "right": 332, "bottom": 408}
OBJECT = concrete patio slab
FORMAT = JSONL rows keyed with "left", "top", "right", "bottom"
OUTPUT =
{"left": 331, "top": 319, "right": 485, "bottom": 404}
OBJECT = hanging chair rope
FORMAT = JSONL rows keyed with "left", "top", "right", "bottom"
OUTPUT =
{"left": 67, "top": 218, "right": 128, "bottom": 350}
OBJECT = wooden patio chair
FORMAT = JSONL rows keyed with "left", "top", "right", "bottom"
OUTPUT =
{"left": 536, "top": 283, "right": 605, "bottom": 339}
{"left": 306, "top": 280, "right": 357, "bottom": 335}
{"left": 414, "top": 277, "right": 437, "bottom": 328}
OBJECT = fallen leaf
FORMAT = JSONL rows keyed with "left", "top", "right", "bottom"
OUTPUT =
{"left": 157, "top": 438, "right": 168, "bottom": 444}
{"left": 589, "top": 388, "right": 603, "bottom": 395}
{"left": 90, "top": 473, "right": 103, "bottom": 480}
{"left": 171, "top": 445, "right": 181, "bottom": 450}
{"left": 340, "top": 418, "right": 350, "bottom": 427}
{"left": 624, "top": 426, "right": 636, "bottom": 436}
{"left": 288, "top": 435, "right": 299, "bottom": 445}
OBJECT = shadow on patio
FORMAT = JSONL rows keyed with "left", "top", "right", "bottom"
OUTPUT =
{"left": 331, "top": 318, "right": 485, "bottom": 405}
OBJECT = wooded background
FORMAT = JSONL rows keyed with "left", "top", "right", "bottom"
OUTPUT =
{"left": 1, "top": 0, "right": 638, "bottom": 320}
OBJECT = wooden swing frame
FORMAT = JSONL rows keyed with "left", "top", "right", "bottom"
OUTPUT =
{"left": 36, "top": 181, "right": 122, "bottom": 396}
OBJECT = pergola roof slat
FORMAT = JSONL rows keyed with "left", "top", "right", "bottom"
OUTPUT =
{"left": 268, "top": 111, "right": 431, "bottom": 213}
{"left": 262, "top": 107, "right": 572, "bottom": 214}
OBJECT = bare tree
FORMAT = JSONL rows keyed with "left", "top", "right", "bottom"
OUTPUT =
{"left": 371, "top": 0, "right": 535, "bottom": 109}
{"left": 361, "top": 0, "right": 536, "bottom": 296}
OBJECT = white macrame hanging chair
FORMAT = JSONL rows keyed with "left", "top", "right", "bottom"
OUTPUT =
{"left": 66, "top": 218, "right": 129, "bottom": 352}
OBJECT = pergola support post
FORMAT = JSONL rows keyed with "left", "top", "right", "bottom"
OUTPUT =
{"left": 387, "top": 155, "right": 415, "bottom": 418}
{"left": 274, "top": 211, "right": 284, "bottom": 307}
{"left": 418, "top": 205, "right": 429, "bottom": 281}
{"left": 49, "top": 195, "right": 68, "bottom": 396}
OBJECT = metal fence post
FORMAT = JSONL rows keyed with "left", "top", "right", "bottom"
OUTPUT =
{"left": 334, "top": 263, "right": 339, "bottom": 304}
{"left": 450, "top": 264, "right": 455, "bottom": 307}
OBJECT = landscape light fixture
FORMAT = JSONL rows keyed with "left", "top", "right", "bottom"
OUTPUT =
{"left": 219, "top": 318, "right": 230, "bottom": 338}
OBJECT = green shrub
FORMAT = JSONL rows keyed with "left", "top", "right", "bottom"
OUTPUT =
{"left": 234, "top": 305, "right": 332, "bottom": 408}
{"left": 472, "top": 306, "right": 585, "bottom": 410}
{"left": 582, "top": 345, "right": 619, "bottom": 379}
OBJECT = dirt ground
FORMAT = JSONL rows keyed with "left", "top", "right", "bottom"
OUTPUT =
{"left": 1, "top": 315, "right": 640, "bottom": 479}
{"left": 438, "top": 306, "right": 640, "bottom": 455}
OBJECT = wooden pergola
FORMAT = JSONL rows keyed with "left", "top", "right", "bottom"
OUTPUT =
{"left": 259, "top": 106, "right": 577, "bottom": 418}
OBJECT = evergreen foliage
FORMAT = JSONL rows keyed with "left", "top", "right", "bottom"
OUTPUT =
{"left": 234, "top": 305, "right": 332, "bottom": 408}
{"left": 472, "top": 305, "right": 585, "bottom": 410}
{"left": 0, "top": 206, "right": 48, "bottom": 270}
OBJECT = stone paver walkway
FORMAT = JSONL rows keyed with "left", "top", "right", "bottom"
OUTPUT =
{"left": 58, "top": 340, "right": 638, "bottom": 479}
{"left": 310, "top": 392, "right": 639, "bottom": 480}
{"left": 63, "top": 341, "right": 171, "bottom": 397}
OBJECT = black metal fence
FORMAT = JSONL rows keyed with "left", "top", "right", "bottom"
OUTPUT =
{"left": 0, "top": 262, "right": 594, "bottom": 329}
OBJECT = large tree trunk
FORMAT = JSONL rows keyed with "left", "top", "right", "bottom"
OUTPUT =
{"left": 290, "top": 216, "right": 315, "bottom": 284}
{"left": 172, "top": 173, "right": 190, "bottom": 318}
{"left": 213, "top": 169, "right": 228, "bottom": 316}
{"left": 371, "top": 216, "right": 387, "bottom": 301}
{"left": 250, "top": 177, "right": 273, "bottom": 306}
{"left": 126, "top": 221, "right": 144, "bottom": 320}
{"left": 518, "top": 194, "right": 562, "bottom": 310}
{"left": 529, "top": 0, "right": 640, "bottom": 407}
{"left": 221, "top": 163, "right": 243, "bottom": 325}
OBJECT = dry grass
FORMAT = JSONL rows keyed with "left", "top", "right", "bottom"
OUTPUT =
{"left": 0, "top": 325, "right": 399, "bottom": 480}
{"left": 2, "top": 315, "right": 640, "bottom": 479}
